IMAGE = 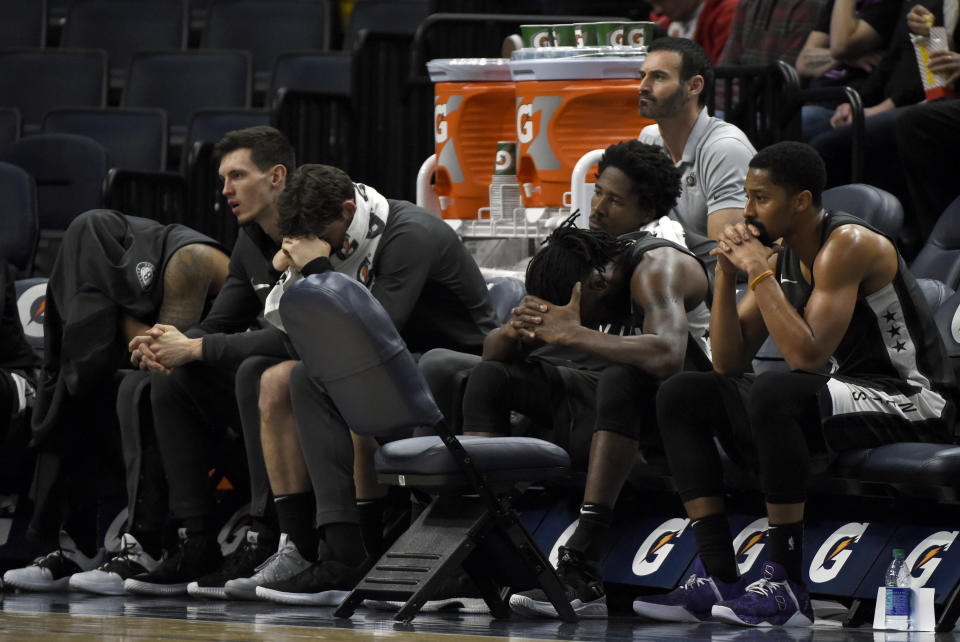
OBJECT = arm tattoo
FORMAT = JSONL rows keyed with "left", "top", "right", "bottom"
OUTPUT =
{"left": 157, "top": 245, "right": 213, "bottom": 330}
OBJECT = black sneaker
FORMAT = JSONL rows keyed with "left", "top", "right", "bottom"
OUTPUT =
{"left": 508, "top": 546, "right": 607, "bottom": 618}
{"left": 186, "top": 530, "right": 277, "bottom": 600}
{"left": 254, "top": 559, "right": 363, "bottom": 606}
{"left": 3, "top": 531, "right": 104, "bottom": 592}
{"left": 124, "top": 528, "right": 222, "bottom": 596}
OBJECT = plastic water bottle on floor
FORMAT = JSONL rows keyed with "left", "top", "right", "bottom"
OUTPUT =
{"left": 885, "top": 548, "right": 911, "bottom": 629}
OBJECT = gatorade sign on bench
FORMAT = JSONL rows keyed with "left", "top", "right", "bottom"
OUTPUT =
{"left": 429, "top": 58, "right": 516, "bottom": 220}
{"left": 510, "top": 52, "right": 656, "bottom": 208}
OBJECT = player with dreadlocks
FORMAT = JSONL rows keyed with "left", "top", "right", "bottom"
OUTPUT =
{"left": 461, "top": 213, "right": 713, "bottom": 619}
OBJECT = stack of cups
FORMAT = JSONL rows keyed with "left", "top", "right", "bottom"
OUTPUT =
{"left": 490, "top": 141, "right": 521, "bottom": 220}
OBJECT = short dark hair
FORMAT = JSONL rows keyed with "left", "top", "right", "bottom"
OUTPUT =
{"left": 647, "top": 36, "right": 714, "bottom": 107}
{"left": 749, "top": 141, "right": 827, "bottom": 207}
{"left": 214, "top": 125, "right": 295, "bottom": 174}
{"left": 597, "top": 140, "right": 682, "bottom": 219}
{"left": 277, "top": 164, "right": 355, "bottom": 238}
{"left": 525, "top": 216, "right": 631, "bottom": 306}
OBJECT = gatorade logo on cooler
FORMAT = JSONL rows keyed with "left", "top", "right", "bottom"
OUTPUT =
{"left": 905, "top": 530, "right": 958, "bottom": 587}
{"left": 517, "top": 102, "right": 536, "bottom": 144}
{"left": 495, "top": 149, "right": 514, "bottom": 172}
{"left": 632, "top": 517, "right": 689, "bottom": 576}
{"left": 434, "top": 102, "right": 449, "bottom": 144}
{"left": 808, "top": 522, "right": 869, "bottom": 584}
{"left": 515, "top": 97, "right": 562, "bottom": 170}
{"left": 733, "top": 518, "right": 768, "bottom": 575}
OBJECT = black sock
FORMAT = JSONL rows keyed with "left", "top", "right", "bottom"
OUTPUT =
{"left": 63, "top": 510, "right": 99, "bottom": 559}
{"left": 691, "top": 513, "right": 738, "bottom": 584}
{"left": 767, "top": 521, "right": 804, "bottom": 583}
{"left": 250, "top": 515, "right": 279, "bottom": 544}
{"left": 322, "top": 522, "right": 367, "bottom": 566}
{"left": 274, "top": 492, "right": 318, "bottom": 561}
{"left": 129, "top": 528, "right": 163, "bottom": 560}
{"left": 356, "top": 498, "right": 385, "bottom": 559}
{"left": 565, "top": 503, "right": 613, "bottom": 564}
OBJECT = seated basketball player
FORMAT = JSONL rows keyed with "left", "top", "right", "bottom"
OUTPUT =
{"left": 461, "top": 214, "right": 712, "bottom": 619}
{"left": 3, "top": 209, "right": 229, "bottom": 593}
{"left": 633, "top": 141, "right": 956, "bottom": 627}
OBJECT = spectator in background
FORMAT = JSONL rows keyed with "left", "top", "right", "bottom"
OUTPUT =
{"left": 718, "top": 0, "right": 830, "bottom": 67}
{"left": 894, "top": 5, "right": 960, "bottom": 238}
{"left": 796, "top": 0, "right": 902, "bottom": 139}
{"left": 809, "top": 1, "right": 954, "bottom": 247}
{"left": 650, "top": 0, "right": 738, "bottom": 62}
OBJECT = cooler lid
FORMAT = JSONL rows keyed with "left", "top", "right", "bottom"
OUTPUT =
{"left": 427, "top": 58, "right": 513, "bottom": 82}
{"left": 509, "top": 53, "right": 645, "bottom": 81}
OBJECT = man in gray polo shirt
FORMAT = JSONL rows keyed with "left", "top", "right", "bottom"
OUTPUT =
{"left": 637, "top": 37, "right": 755, "bottom": 261}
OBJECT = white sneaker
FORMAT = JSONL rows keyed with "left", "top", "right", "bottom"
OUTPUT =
{"left": 3, "top": 531, "right": 103, "bottom": 592}
{"left": 69, "top": 533, "right": 161, "bottom": 595}
{"left": 222, "top": 534, "right": 313, "bottom": 600}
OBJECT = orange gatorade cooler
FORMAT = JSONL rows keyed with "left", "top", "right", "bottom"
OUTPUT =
{"left": 510, "top": 54, "right": 655, "bottom": 207}
{"left": 428, "top": 59, "right": 515, "bottom": 219}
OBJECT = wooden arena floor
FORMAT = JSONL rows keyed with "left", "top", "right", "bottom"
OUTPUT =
{"left": 0, "top": 593, "right": 958, "bottom": 641}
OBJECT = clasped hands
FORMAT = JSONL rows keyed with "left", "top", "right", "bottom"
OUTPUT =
{"left": 710, "top": 221, "right": 779, "bottom": 277}
{"left": 129, "top": 325, "right": 200, "bottom": 374}
{"left": 507, "top": 282, "right": 583, "bottom": 345}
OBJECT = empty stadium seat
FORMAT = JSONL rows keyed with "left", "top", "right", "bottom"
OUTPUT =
{"left": 277, "top": 272, "right": 575, "bottom": 623}
{"left": 123, "top": 50, "right": 252, "bottom": 143}
{"left": 822, "top": 183, "right": 905, "bottom": 239}
{"left": 0, "top": 162, "right": 39, "bottom": 276}
{"left": 0, "top": 108, "right": 20, "bottom": 146}
{"left": 43, "top": 108, "right": 168, "bottom": 172}
{"left": 0, "top": 49, "right": 107, "bottom": 134}
{"left": 1, "top": 134, "right": 108, "bottom": 275}
{"left": 182, "top": 109, "right": 269, "bottom": 247}
{"left": 342, "top": 0, "right": 429, "bottom": 50}
{"left": 911, "top": 195, "right": 960, "bottom": 291}
{"left": 61, "top": 0, "right": 188, "bottom": 90}
{"left": 270, "top": 52, "right": 352, "bottom": 98}
{"left": 0, "top": 0, "right": 46, "bottom": 48}
{"left": 203, "top": 0, "right": 332, "bottom": 94}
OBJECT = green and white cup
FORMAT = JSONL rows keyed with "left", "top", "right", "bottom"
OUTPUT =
{"left": 551, "top": 23, "right": 581, "bottom": 47}
{"left": 577, "top": 22, "right": 598, "bottom": 47}
{"left": 594, "top": 22, "right": 625, "bottom": 47}
{"left": 624, "top": 21, "right": 655, "bottom": 48}
{"left": 519, "top": 24, "right": 554, "bottom": 48}
{"left": 494, "top": 141, "right": 517, "bottom": 177}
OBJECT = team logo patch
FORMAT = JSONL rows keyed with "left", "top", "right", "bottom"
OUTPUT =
{"left": 355, "top": 183, "right": 368, "bottom": 201}
{"left": 685, "top": 174, "right": 696, "bottom": 187}
{"left": 136, "top": 261, "right": 156, "bottom": 290}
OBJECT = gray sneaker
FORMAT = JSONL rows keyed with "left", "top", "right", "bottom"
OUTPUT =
{"left": 222, "top": 534, "right": 312, "bottom": 600}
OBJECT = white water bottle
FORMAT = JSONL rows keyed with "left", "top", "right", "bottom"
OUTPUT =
{"left": 884, "top": 548, "right": 911, "bottom": 629}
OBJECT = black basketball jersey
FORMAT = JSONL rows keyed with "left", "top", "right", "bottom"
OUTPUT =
{"left": 776, "top": 210, "right": 956, "bottom": 400}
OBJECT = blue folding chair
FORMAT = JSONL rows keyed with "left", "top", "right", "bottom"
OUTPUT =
{"left": 0, "top": 162, "right": 38, "bottom": 276}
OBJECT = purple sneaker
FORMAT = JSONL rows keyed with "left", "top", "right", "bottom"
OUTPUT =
{"left": 632, "top": 558, "right": 746, "bottom": 622}
{"left": 711, "top": 561, "right": 814, "bottom": 627}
